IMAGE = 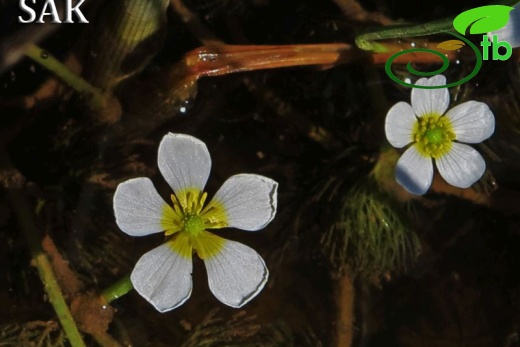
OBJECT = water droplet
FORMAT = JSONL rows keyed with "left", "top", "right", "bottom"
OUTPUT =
{"left": 40, "top": 51, "right": 49, "bottom": 59}
{"left": 178, "top": 99, "right": 192, "bottom": 115}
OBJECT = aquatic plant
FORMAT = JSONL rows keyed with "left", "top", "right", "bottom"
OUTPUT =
{"left": 320, "top": 178, "right": 420, "bottom": 277}
{"left": 113, "top": 133, "right": 278, "bottom": 312}
{"left": 179, "top": 309, "right": 303, "bottom": 347}
{"left": 0, "top": 321, "right": 65, "bottom": 347}
{"left": 4, "top": 0, "right": 520, "bottom": 345}
{"left": 385, "top": 74, "right": 495, "bottom": 195}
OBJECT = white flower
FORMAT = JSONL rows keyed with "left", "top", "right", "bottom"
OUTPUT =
{"left": 113, "top": 133, "right": 278, "bottom": 312}
{"left": 385, "top": 75, "right": 495, "bottom": 195}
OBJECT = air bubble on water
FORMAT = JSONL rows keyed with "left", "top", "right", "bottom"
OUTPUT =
{"left": 178, "top": 99, "right": 192, "bottom": 115}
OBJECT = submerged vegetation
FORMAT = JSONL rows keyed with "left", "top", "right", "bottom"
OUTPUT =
{"left": 320, "top": 178, "right": 421, "bottom": 278}
{"left": 1, "top": 0, "right": 520, "bottom": 346}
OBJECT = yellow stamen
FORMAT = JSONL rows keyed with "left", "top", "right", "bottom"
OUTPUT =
{"left": 162, "top": 188, "right": 229, "bottom": 255}
{"left": 412, "top": 113, "right": 456, "bottom": 158}
{"left": 161, "top": 204, "right": 183, "bottom": 235}
{"left": 201, "top": 199, "right": 228, "bottom": 229}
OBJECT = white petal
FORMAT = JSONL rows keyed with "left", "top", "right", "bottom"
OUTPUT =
{"left": 114, "top": 178, "right": 174, "bottom": 237}
{"left": 204, "top": 239, "right": 268, "bottom": 308}
{"left": 131, "top": 242, "right": 193, "bottom": 312}
{"left": 396, "top": 146, "right": 434, "bottom": 195}
{"left": 436, "top": 143, "right": 486, "bottom": 188}
{"left": 444, "top": 101, "right": 495, "bottom": 143}
{"left": 158, "top": 133, "right": 211, "bottom": 195}
{"left": 385, "top": 102, "right": 417, "bottom": 148}
{"left": 207, "top": 174, "right": 278, "bottom": 231}
{"left": 411, "top": 75, "right": 450, "bottom": 117}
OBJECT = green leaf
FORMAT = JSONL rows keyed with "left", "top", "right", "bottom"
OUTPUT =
{"left": 453, "top": 5, "right": 513, "bottom": 35}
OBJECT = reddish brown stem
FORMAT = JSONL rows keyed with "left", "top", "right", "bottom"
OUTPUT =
{"left": 183, "top": 43, "right": 357, "bottom": 78}
{"left": 177, "top": 42, "right": 472, "bottom": 83}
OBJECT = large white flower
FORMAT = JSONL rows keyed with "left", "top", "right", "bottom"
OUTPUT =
{"left": 113, "top": 133, "right": 278, "bottom": 312}
{"left": 385, "top": 75, "right": 495, "bottom": 195}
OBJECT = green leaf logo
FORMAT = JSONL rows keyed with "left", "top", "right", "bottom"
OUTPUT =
{"left": 453, "top": 5, "right": 513, "bottom": 35}
{"left": 437, "top": 40, "right": 465, "bottom": 51}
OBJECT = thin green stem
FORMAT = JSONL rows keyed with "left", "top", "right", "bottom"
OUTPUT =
{"left": 8, "top": 190, "right": 87, "bottom": 347}
{"left": 23, "top": 43, "right": 107, "bottom": 110}
{"left": 356, "top": 19, "right": 453, "bottom": 52}
{"left": 101, "top": 274, "right": 133, "bottom": 304}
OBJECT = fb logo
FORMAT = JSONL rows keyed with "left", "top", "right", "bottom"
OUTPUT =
{"left": 386, "top": 5, "right": 515, "bottom": 88}
{"left": 480, "top": 35, "right": 512, "bottom": 61}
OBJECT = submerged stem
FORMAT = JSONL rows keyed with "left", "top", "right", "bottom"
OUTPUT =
{"left": 8, "top": 191, "right": 86, "bottom": 347}
{"left": 356, "top": 19, "right": 454, "bottom": 52}
{"left": 334, "top": 272, "right": 354, "bottom": 347}
{"left": 101, "top": 274, "right": 133, "bottom": 304}
{"left": 23, "top": 43, "right": 107, "bottom": 110}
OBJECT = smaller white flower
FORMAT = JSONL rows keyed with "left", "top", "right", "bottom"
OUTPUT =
{"left": 385, "top": 75, "right": 495, "bottom": 195}
{"left": 113, "top": 133, "right": 278, "bottom": 312}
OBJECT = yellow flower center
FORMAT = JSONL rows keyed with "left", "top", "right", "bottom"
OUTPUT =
{"left": 161, "top": 188, "right": 228, "bottom": 259}
{"left": 412, "top": 114, "right": 456, "bottom": 158}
